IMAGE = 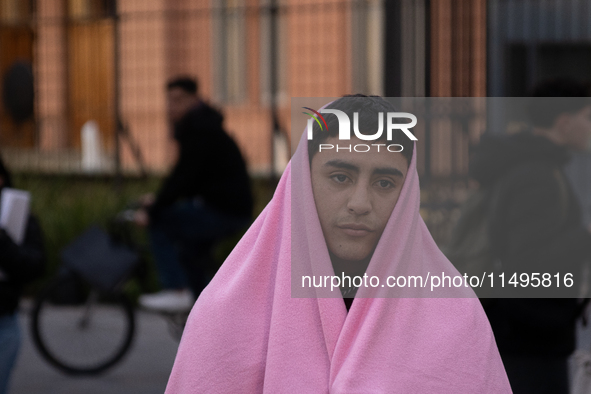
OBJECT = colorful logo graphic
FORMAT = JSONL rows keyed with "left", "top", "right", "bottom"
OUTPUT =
{"left": 302, "top": 107, "right": 329, "bottom": 132}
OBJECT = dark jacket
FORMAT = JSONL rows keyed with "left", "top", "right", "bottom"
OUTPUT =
{"left": 470, "top": 131, "right": 591, "bottom": 356}
{"left": 0, "top": 215, "right": 45, "bottom": 316}
{"left": 0, "top": 154, "right": 45, "bottom": 315}
{"left": 149, "top": 103, "right": 253, "bottom": 219}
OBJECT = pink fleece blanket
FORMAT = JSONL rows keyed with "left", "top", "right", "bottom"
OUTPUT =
{"left": 165, "top": 126, "right": 511, "bottom": 393}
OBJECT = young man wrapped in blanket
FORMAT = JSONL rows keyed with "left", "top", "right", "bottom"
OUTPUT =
{"left": 165, "top": 95, "right": 511, "bottom": 393}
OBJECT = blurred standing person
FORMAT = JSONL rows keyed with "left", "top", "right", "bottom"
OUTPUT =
{"left": 0, "top": 155, "right": 45, "bottom": 394}
{"left": 135, "top": 77, "right": 253, "bottom": 312}
{"left": 469, "top": 79, "right": 591, "bottom": 393}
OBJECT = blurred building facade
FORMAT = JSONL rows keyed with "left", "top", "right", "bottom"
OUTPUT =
{"left": 0, "top": 0, "right": 488, "bottom": 179}
{"left": 2, "top": 0, "right": 589, "bottom": 246}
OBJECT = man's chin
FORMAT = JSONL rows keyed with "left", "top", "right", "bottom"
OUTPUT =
{"left": 328, "top": 249, "right": 373, "bottom": 265}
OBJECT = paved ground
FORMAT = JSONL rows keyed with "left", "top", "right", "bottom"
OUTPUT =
{"left": 9, "top": 305, "right": 180, "bottom": 394}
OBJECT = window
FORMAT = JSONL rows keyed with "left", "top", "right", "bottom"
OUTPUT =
{"left": 67, "top": 0, "right": 115, "bottom": 150}
{"left": 259, "top": 0, "right": 287, "bottom": 106}
{"left": 351, "top": 0, "right": 384, "bottom": 96}
{"left": 212, "top": 0, "right": 247, "bottom": 104}
{"left": 0, "top": 0, "right": 34, "bottom": 148}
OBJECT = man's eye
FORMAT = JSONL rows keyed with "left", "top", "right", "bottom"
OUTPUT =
{"left": 376, "top": 180, "right": 394, "bottom": 188}
{"left": 332, "top": 174, "right": 348, "bottom": 183}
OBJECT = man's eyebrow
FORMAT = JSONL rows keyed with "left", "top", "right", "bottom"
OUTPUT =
{"left": 324, "top": 160, "right": 359, "bottom": 172}
{"left": 373, "top": 167, "right": 403, "bottom": 177}
{"left": 323, "top": 160, "right": 403, "bottom": 177}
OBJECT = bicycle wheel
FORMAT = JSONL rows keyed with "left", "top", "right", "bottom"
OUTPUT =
{"left": 31, "top": 272, "right": 135, "bottom": 375}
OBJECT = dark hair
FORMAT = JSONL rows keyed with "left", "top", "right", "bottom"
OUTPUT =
{"left": 167, "top": 76, "right": 198, "bottom": 95}
{"left": 0, "top": 154, "right": 13, "bottom": 189}
{"left": 527, "top": 78, "right": 591, "bottom": 128}
{"left": 307, "top": 94, "right": 414, "bottom": 166}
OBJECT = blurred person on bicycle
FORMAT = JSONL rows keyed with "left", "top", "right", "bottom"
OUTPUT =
{"left": 135, "top": 76, "right": 253, "bottom": 313}
{"left": 0, "top": 155, "right": 45, "bottom": 394}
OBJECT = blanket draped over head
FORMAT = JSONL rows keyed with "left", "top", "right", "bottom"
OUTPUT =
{"left": 165, "top": 125, "right": 511, "bottom": 393}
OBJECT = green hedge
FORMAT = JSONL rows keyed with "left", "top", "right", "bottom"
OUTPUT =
{"left": 12, "top": 173, "right": 278, "bottom": 295}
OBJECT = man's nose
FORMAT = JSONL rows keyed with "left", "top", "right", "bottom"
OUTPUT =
{"left": 347, "top": 183, "right": 371, "bottom": 215}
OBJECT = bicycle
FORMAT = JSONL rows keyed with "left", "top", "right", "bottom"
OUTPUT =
{"left": 30, "top": 208, "right": 191, "bottom": 375}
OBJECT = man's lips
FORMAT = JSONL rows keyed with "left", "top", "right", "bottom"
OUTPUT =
{"left": 337, "top": 223, "right": 374, "bottom": 237}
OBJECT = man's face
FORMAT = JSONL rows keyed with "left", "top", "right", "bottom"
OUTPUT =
{"left": 167, "top": 87, "right": 198, "bottom": 124}
{"left": 560, "top": 105, "right": 591, "bottom": 150}
{"left": 310, "top": 136, "right": 409, "bottom": 263}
